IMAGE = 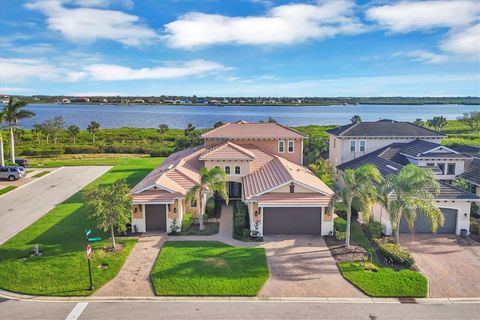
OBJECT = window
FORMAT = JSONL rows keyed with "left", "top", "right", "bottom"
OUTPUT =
{"left": 288, "top": 140, "right": 294, "bottom": 153}
{"left": 426, "top": 163, "right": 435, "bottom": 166}
{"left": 278, "top": 140, "right": 285, "bottom": 153}
{"left": 235, "top": 166, "right": 241, "bottom": 174}
{"left": 190, "top": 199, "right": 197, "bottom": 208}
{"left": 350, "top": 140, "right": 356, "bottom": 152}
{"left": 447, "top": 163, "right": 456, "bottom": 175}
{"left": 359, "top": 140, "right": 366, "bottom": 152}
{"left": 438, "top": 163, "right": 445, "bottom": 175}
{"left": 225, "top": 166, "right": 230, "bottom": 174}
{"left": 333, "top": 138, "right": 336, "bottom": 148}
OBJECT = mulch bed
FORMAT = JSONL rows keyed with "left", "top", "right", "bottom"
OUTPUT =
{"left": 324, "top": 236, "right": 367, "bottom": 263}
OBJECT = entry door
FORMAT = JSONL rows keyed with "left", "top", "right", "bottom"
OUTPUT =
{"left": 228, "top": 182, "right": 242, "bottom": 199}
{"left": 145, "top": 204, "right": 167, "bottom": 231}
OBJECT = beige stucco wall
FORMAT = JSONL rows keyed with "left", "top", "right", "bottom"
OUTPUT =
{"left": 330, "top": 136, "right": 443, "bottom": 166}
{"left": 270, "top": 182, "right": 315, "bottom": 193}
{"left": 204, "top": 160, "right": 251, "bottom": 182}
{"left": 205, "top": 138, "right": 303, "bottom": 164}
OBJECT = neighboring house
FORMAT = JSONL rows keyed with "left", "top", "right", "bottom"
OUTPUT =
{"left": 327, "top": 120, "right": 479, "bottom": 236}
{"left": 130, "top": 121, "right": 334, "bottom": 236}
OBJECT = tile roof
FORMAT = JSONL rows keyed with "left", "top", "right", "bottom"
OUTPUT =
{"left": 396, "top": 140, "right": 467, "bottom": 159}
{"left": 434, "top": 182, "right": 479, "bottom": 200}
{"left": 201, "top": 121, "right": 306, "bottom": 139}
{"left": 254, "top": 193, "right": 331, "bottom": 206}
{"left": 462, "top": 159, "right": 480, "bottom": 186}
{"left": 326, "top": 120, "right": 445, "bottom": 137}
{"left": 449, "top": 144, "right": 480, "bottom": 158}
{"left": 199, "top": 141, "right": 256, "bottom": 161}
{"left": 132, "top": 190, "right": 181, "bottom": 203}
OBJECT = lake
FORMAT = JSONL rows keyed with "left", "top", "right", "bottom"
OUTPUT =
{"left": 18, "top": 103, "right": 480, "bottom": 129}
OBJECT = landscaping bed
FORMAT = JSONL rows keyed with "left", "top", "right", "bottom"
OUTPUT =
{"left": 0, "top": 157, "right": 162, "bottom": 296}
{"left": 170, "top": 222, "right": 219, "bottom": 236}
{"left": 151, "top": 241, "right": 268, "bottom": 296}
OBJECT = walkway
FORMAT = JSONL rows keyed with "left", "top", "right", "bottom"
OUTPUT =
{"left": 0, "top": 166, "right": 111, "bottom": 245}
{"left": 95, "top": 233, "right": 166, "bottom": 297}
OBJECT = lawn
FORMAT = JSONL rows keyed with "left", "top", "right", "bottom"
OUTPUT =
{"left": 32, "top": 171, "right": 49, "bottom": 178}
{"left": 338, "top": 261, "right": 428, "bottom": 298}
{"left": 0, "top": 186, "right": 17, "bottom": 196}
{"left": 0, "top": 156, "right": 163, "bottom": 296}
{"left": 151, "top": 241, "right": 269, "bottom": 296}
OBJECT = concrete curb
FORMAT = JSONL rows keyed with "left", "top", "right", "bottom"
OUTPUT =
{"left": 1, "top": 289, "right": 478, "bottom": 304}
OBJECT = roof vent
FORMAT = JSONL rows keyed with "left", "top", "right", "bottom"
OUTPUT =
{"left": 386, "top": 165, "right": 399, "bottom": 171}
{"left": 167, "top": 164, "right": 174, "bottom": 170}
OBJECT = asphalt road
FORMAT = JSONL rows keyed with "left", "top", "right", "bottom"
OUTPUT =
{"left": 0, "top": 166, "right": 112, "bottom": 245}
{"left": 0, "top": 299, "right": 479, "bottom": 320}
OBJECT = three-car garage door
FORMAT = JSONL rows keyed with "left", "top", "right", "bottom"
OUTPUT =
{"left": 399, "top": 208, "right": 457, "bottom": 234}
{"left": 263, "top": 207, "right": 321, "bottom": 234}
{"left": 145, "top": 204, "right": 167, "bottom": 232}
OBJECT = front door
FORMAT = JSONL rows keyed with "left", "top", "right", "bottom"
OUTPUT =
{"left": 145, "top": 204, "right": 167, "bottom": 232}
{"left": 228, "top": 182, "right": 242, "bottom": 199}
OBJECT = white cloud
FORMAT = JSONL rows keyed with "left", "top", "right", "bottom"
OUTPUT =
{"left": 366, "top": 0, "right": 479, "bottom": 32}
{"left": 164, "top": 0, "right": 365, "bottom": 49}
{"left": 71, "top": 0, "right": 134, "bottom": 9}
{"left": 82, "top": 60, "right": 228, "bottom": 80}
{"left": 440, "top": 24, "right": 480, "bottom": 59}
{"left": 396, "top": 50, "right": 449, "bottom": 64}
{"left": 25, "top": 0, "right": 158, "bottom": 46}
{"left": 0, "top": 58, "right": 63, "bottom": 82}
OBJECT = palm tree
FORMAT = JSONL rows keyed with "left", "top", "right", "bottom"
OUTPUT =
{"left": 0, "top": 109, "right": 5, "bottom": 166}
{"left": 32, "top": 124, "right": 43, "bottom": 144}
{"left": 184, "top": 123, "right": 195, "bottom": 137}
{"left": 380, "top": 164, "right": 444, "bottom": 243}
{"left": 87, "top": 121, "right": 101, "bottom": 143}
{"left": 333, "top": 164, "right": 382, "bottom": 247}
{"left": 185, "top": 167, "right": 228, "bottom": 231}
{"left": 350, "top": 115, "right": 362, "bottom": 124}
{"left": 67, "top": 125, "right": 80, "bottom": 144}
{"left": 2, "top": 98, "right": 35, "bottom": 162}
{"left": 157, "top": 124, "right": 169, "bottom": 143}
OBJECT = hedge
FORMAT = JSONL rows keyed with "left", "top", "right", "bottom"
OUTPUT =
{"left": 182, "top": 213, "right": 193, "bottom": 231}
{"left": 334, "top": 217, "right": 347, "bottom": 232}
{"left": 377, "top": 242, "right": 415, "bottom": 267}
{"left": 367, "top": 221, "right": 383, "bottom": 239}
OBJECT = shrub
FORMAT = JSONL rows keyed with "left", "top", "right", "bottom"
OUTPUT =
{"left": 470, "top": 218, "right": 480, "bottom": 236}
{"left": 233, "top": 202, "right": 249, "bottom": 239}
{"left": 205, "top": 197, "right": 215, "bottom": 219}
{"left": 367, "top": 221, "right": 383, "bottom": 239}
{"left": 377, "top": 242, "right": 415, "bottom": 267}
{"left": 182, "top": 213, "right": 193, "bottom": 231}
{"left": 335, "top": 231, "right": 346, "bottom": 241}
{"left": 334, "top": 217, "right": 347, "bottom": 232}
{"left": 64, "top": 145, "right": 101, "bottom": 154}
{"left": 20, "top": 147, "right": 64, "bottom": 157}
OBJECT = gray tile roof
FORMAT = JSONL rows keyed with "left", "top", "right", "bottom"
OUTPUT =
{"left": 449, "top": 145, "right": 480, "bottom": 159}
{"left": 326, "top": 120, "right": 445, "bottom": 137}
{"left": 433, "top": 182, "right": 479, "bottom": 200}
{"left": 462, "top": 159, "right": 480, "bottom": 186}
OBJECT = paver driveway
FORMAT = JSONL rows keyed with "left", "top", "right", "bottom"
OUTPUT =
{"left": 259, "top": 235, "right": 365, "bottom": 297}
{"left": 401, "top": 234, "right": 480, "bottom": 298}
{"left": 0, "top": 166, "right": 111, "bottom": 245}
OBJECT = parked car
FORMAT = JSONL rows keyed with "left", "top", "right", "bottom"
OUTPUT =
{"left": 0, "top": 166, "right": 26, "bottom": 181}
{"left": 15, "top": 159, "right": 29, "bottom": 167}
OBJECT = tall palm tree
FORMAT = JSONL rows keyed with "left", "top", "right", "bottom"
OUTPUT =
{"left": 67, "top": 125, "right": 80, "bottom": 144}
{"left": 87, "top": 121, "right": 101, "bottom": 143}
{"left": 333, "top": 164, "right": 382, "bottom": 247}
{"left": 2, "top": 98, "right": 35, "bottom": 162}
{"left": 0, "top": 109, "right": 5, "bottom": 166}
{"left": 185, "top": 167, "right": 228, "bottom": 231}
{"left": 380, "top": 164, "right": 444, "bottom": 243}
{"left": 157, "top": 124, "right": 169, "bottom": 143}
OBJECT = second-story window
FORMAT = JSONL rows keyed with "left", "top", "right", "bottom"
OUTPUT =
{"left": 288, "top": 140, "right": 294, "bottom": 153}
{"left": 225, "top": 166, "right": 230, "bottom": 174}
{"left": 235, "top": 166, "right": 241, "bottom": 174}
{"left": 359, "top": 140, "right": 366, "bottom": 152}
{"left": 447, "top": 163, "right": 456, "bottom": 175}
{"left": 278, "top": 140, "right": 285, "bottom": 153}
{"left": 350, "top": 140, "right": 356, "bottom": 152}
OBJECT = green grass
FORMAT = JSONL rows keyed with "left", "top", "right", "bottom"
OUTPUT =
{"left": 32, "top": 171, "right": 49, "bottom": 178}
{"left": 338, "top": 261, "right": 428, "bottom": 298}
{"left": 151, "top": 241, "right": 269, "bottom": 296}
{"left": 0, "top": 186, "right": 17, "bottom": 196}
{"left": 0, "top": 156, "right": 163, "bottom": 296}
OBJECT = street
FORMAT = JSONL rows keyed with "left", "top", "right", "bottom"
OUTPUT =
{"left": 0, "top": 298, "right": 479, "bottom": 320}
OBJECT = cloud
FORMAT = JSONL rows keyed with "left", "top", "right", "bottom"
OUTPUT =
{"left": 0, "top": 58, "right": 63, "bottom": 82}
{"left": 366, "top": 0, "right": 479, "bottom": 32}
{"left": 440, "top": 24, "right": 480, "bottom": 59}
{"left": 25, "top": 0, "right": 158, "bottom": 46}
{"left": 81, "top": 60, "right": 228, "bottom": 80}
{"left": 395, "top": 50, "right": 449, "bottom": 64}
{"left": 163, "top": 0, "right": 365, "bottom": 49}
{"left": 71, "top": 0, "right": 134, "bottom": 9}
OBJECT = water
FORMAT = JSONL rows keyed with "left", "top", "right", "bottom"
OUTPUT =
{"left": 17, "top": 104, "right": 480, "bottom": 129}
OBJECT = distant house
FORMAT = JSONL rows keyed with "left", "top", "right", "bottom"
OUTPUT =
{"left": 130, "top": 121, "right": 334, "bottom": 236}
{"left": 327, "top": 120, "right": 479, "bottom": 236}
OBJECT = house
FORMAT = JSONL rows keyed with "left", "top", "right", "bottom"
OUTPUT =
{"left": 130, "top": 121, "right": 334, "bottom": 236}
{"left": 327, "top": 120, "right": 479, "bottom": 236}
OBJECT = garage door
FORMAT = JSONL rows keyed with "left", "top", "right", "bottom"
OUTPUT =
{"left": 145, "top": 204, "right": 167, "bottom": 231}
{"left": 263, "top": 207, "right": 321, "bottom": 234}
{"left": 399, "top": 208, "right": 457, "bottom": 234}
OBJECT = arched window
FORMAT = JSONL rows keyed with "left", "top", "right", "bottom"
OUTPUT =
{"left": 225, "top": 166, "right": 231, "bottom": 174}
{"left": 235, "top": 166, "right": 241, "bottom": 174}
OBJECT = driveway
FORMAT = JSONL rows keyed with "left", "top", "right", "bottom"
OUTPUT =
{"left": 0, "top": 166, "right": 111, "bottom": 245}
{"left": 401, "top": 234, "right": 480, "bottom": 298}
{"left": 259, "top": 235, "right": 365, "bottom": 297}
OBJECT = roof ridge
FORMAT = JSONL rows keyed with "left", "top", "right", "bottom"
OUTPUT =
{"left": 338, "top": 121, "right": 361, "bottom": 136}
{"left": 200, "top": 121, "right": 232, "bottom": 138}
{"left": 406, "top": 121, "right": 446, "bottom": 137}
{"left": 272, "top": 122, "right": 307, "bottom": 138}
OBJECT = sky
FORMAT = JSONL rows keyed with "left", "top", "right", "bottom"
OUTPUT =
{"left": 0, "top": 0, "right": 479, "bottom": 97}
